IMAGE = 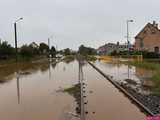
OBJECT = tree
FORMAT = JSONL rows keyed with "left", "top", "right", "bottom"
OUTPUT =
{"left": 39, "top": 43, "right": 49, "bottom": 54}
{"left": 50, "top": 46, "right": 56, "bottom": 57}
{"left": 78, "top": 45, "right": 96, "bottom": 55}
{"left": 20, "top": 45, "right": 33, "bottom": 58}
{"left": 0, "top": 41, "right": 15, "bottom": 59}
{"left": 29, "top": 43, "right": 40, "bottom": 55}
{"left": 64, "top": 48, "right": 71, "bottom": 55}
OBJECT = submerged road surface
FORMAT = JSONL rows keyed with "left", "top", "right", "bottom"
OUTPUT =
{"left": 0, "top": 60, "right": 146, "bottom": 120}
{"left": 80, "top": 61, "right": 146, "bottom": 120}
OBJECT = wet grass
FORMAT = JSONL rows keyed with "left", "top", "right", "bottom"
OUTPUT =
{"left": 0, "top": 56, "right": 47, "bottom": 67}
{"left": 63, "top": 84, "right": 80, "bottom": 95}
{"left": 63, "top": 55, "right": 75, "bottom": 63}
{"left": 86, "top": 55, "right": 97, "bottom": 61}
{"left": 128, "top": 61, "right": 160, "bottom": 95}
{"left": 76, "top": 55, "right": 97, "bottom": 61}
{"left": 129, "top": 61, "right": 160, "bottom": 70}
{"left": 0, "top": 59, "right": 16, "bottom": 66}
{"left": 63, "top": 83, "right": 81, "bottom": 114}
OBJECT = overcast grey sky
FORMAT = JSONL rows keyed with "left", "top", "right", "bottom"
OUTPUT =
{"left": 0, "top": 0, "right": 159, "bottom": 50}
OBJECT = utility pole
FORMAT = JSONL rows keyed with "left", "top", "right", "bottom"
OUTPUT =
{"left": 48, "top": 38, "right": 50, "bottom": 50}
{"left": 126, "top": 19, "right": 133, "bottom": 79}
{"left": 127, "top": 20, "right": 133, "bottom": 53}
{"left": 14, "top": 17, "right": 23, "bottom": 62}
{"left": 14, "top": 22, "right": 18, "bottom": 62}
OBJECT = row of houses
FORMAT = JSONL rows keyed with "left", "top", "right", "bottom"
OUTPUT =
{"left": 97, "top": 42, "right": 128, "bottom": 55}
{"left": 98, "top": 21, "right": 160, "bottom": 55}
{"left": 97, "top": 42, "right": 134, "bottom": 55}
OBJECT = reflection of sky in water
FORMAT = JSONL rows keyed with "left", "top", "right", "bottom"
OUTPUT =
{"left": 94, "top": 60, "right": 153, "bottom": 84}
{"left": 0, "top": 60, "right": 146, "bottom": 120}
{"left": 0, "top": 61, "right": 58, "bottom": 82}
{"left": 0, "top": 61, "right": 79, "bottom": 120}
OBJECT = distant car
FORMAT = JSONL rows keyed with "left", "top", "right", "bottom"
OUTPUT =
{"left": 56, "top": 54, "right": 63, "bottom": 58}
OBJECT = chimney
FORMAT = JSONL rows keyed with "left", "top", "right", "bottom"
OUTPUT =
{"left": 153, "top": 21, "right": 158, "bottom": 28}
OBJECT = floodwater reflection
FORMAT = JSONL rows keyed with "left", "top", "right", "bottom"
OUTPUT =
{"left": 83, "top": 62, "right": 146, "bottom": 120}
{"left": 0, "top": 59, "right": 147, "bottom": 120}
{"left": 93, "top": 60, "right": 155, "bottom": 94}
{"left": 94, "top": 60, "right": 154, "bottom": 84}
{"left": 0, "top": 60, "right": 78, "bottom": 120}
{"left": 16, "top": 75, "right": 20, "bottom": 104}
{"left": 0, "top": 60, "right": 58, "bottom": 83}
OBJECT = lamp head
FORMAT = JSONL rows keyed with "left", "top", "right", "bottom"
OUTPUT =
{"left": 130, "top": 20, "right": 133, "bottom": 22}
{"left": 15, "top": 17, "right": 23, "bottom": 23}
{"left": 127, "top": 20, "right": 134, "bottom": 22}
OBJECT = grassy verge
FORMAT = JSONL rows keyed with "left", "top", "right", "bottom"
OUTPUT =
{"left": 63, "top": 55, "right": 75, "bottom": 63}
{"left": 0, "top": 55, "right": 47, "bottom": 66}
{"left": 86, "top": 55, "right": 97, "bottom": 61}
{"left": 0, "top": 58, "right": 16, "bottom": 65}
{"left": 63, "top": 84, "right": 80, "bottom": 95}
{"left": 129, "top": 61, "right": 160, "bottom": 70}
{"left": 128, "top": 61, "right": 160, "bottom": 95}
{"left": 76, "top": 55, "right": 97, "bottom": 61}
{"left": 63, "top": 84, "right": 81, "bottom": 114}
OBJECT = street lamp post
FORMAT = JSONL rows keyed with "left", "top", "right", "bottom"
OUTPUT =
{"left": 126, "top": 20, "right": 133, "bottom": 79}
{"left": 126, "top": 20, "right": 133, "bottom": 53}
{"left": 48, "top": 38, "right": 50, "bottom": 51}
{"left": 14, "top": 17, "right": 23, "bottom": 62}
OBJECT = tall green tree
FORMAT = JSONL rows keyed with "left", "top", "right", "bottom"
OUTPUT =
{"left": 64, "top": 48, "right": 71, "bottom": 55}
{"left": 50, "top": 46, "right": 56, "bottom": 57}
{"left": 20, "top": 45, "right": 33, "bottom": 58}
{"left": 0, "top": 41, "right": 15, "bottom": 59}
{"left": 39, "top": 43, "right": 49, "bottom": 54}
{"left": 78, "top": 45, "right": 96, "bottom": 55}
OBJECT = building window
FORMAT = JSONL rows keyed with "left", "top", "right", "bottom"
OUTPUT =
{"left": 139, "top": 39, "right": 144, "bottom": 48}
{"left": 154, "top": 46, "right": 159, "bottom": 54}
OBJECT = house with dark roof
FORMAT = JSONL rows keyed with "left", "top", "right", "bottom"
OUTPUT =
{"left": 97, "top": 42, "right": 129, "bottom": 55}
{"left": 135, "top": 21, "right": 160, "bottom": 53}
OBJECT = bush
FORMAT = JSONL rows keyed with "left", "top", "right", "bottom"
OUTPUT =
{"left": 78, "top": 45, "right": 97, "bottom": 55}
{"left": 111, "top": 50, "right": 160, "bottom": 59}
{"left": 20, "top": 45, "right": 33, "bottom": 58}
{"left": 0, "top": 41, "right": 15, "bottom": 59}
{"left": 142, "top": 51, "right": 159, "bottom": 58}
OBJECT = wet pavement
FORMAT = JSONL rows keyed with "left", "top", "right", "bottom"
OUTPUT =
{"left": 0, "top": 59, "right": 146, "bottom": 120}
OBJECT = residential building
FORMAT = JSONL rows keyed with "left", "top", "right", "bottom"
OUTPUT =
{"left": 97, "top": 42, "right": 129, "bottom": 55}
{"left": 135, "top": 21, "right": 160, "bottom": 53}
{"left": 97, "top": 43, "right": 116, "bottom": 55}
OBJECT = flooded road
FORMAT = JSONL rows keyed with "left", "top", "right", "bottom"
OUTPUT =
{"left": 0, "top": 59, "right": 146, "bottom": 120}
{"left": 93, "top": 60, "right": 154, "bottom": 94}
{"left": 0, "top": 60, "right": 78, "bottom": 120}
{"left": 82, "top": 63, "right": 146, "bottom": 120}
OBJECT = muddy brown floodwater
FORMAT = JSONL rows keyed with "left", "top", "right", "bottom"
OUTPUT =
{"left": 0, "top": 60, "right": 146, "bottom": 120}
{"left": 0, "top": 60, "right": 78, "bottom": 120}
{"left": 82, "top": 63, "right": 146, "bottom": 120}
